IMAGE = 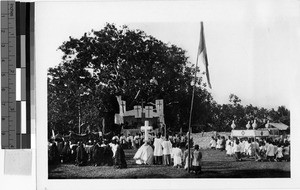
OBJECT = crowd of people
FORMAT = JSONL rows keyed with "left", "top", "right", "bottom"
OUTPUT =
{"left": 209, "top": 136, "right": 290, "bottom": 162}
{"left": 48, "top": 137, "right": 127, "bottom": 169}
{"left": 49, "top": 130, "right": 290, "bottom": 176}
{"left": 48, "top": 131, "right": 201, "bottom": 173}
{"left": 133, "top": 133, "right": 202, "bottom": 174}
{"left": 118, "top": 132, "right": 193, "bottom": 150}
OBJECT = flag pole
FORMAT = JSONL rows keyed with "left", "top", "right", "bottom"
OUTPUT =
{"left": 188, "top": 22, "right": 202, "bottom": 173}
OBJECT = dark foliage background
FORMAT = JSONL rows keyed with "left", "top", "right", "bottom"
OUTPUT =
{"left": 48, "top": 23, "right": 290, "bottom": 137}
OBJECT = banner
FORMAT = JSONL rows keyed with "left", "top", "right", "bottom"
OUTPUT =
{"left": 145, "top": 106, "right": 153, "bottom": 118}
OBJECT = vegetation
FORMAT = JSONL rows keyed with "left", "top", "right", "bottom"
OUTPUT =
{"left": 48, "top": 23, "right": 290, "bottom": 137}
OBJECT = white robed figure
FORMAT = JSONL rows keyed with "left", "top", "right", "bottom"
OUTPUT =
{"left": 133, "top": 141, "right": 154, "bottom": 165}
{"left": 172, "top": 144, "right": 183, "bottom": 167}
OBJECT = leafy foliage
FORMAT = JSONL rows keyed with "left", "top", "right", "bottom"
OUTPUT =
{"left": 48, "top": 23, "right": 290, "bottom": 136}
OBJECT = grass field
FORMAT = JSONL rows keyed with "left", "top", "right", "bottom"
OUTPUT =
{"left": 49, "top": 148, "right": 290, "bottom": 179}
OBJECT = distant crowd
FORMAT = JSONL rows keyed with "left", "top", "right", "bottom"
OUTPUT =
{"left": 209, "top": 136, "right": 290, "bottom": 162}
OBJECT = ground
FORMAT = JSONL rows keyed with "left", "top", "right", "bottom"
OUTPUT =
{"left": 49, "top": 148, "right": 290, "bottom": 179}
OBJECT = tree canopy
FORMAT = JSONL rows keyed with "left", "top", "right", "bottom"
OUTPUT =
{"left": 48, "top": 23, "right": 290, "bottom": 137}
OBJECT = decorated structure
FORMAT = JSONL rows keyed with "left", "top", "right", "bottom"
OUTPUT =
{"left": 231, "top": 119, "right": 290, "bottom": 139}
{"left": 114, "top": 96, "right": 165, "bottom": 136}
{"left": 231, "top": 119, "right": 270, "bottom": 138}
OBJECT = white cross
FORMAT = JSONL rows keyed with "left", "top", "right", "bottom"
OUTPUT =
{"left": 141, "top": 120, "right": 153, "bottom": 141}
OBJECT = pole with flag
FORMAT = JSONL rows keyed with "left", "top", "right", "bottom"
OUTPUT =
{"left": 188, "top": 22, "right": 211, "bottom": 172}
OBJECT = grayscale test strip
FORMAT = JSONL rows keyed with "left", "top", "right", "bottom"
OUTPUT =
{"left": 1, "top": 1, "right": 34, "bottom": 149}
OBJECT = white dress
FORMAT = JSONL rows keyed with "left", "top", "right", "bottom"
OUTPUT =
{"left": 162, "top": 140, "right": 172, "bottom": 155}
{"left": 172, "top": 147, "right": 183, "bottom": 166}
{"left": 153, "top": 138, "right": 163, "bottom": 156}
{"left": 133, "top": 144, "right": 154, "bottom": 165}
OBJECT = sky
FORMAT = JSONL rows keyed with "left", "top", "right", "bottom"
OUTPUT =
{"left": 36, "top": 0, "right": 300, "bottom": 110}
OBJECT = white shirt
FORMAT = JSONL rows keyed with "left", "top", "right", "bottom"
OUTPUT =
{"left": 110, "top": 143, "right": 118, "bottom": 157}
{"left": 153, "top": 138, "right": 163, "bottom": 156}
{"left": 210, "top": 139, "right": 216, "bottom": 148}
{"left": 162, "top": 140, "right": 172, "bottom": 155}
{"left": 233, "top": 143, "right": 241, "bottom": 153}
{"left": 266, "top": 143, "right": 275, "bottom": 156}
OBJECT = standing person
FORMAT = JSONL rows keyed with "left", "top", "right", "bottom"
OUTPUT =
{"left": 75, "top": 141, "right": 88, "bottom": 166}
{"left": 180, "top": 135, "right": 186, "bottom": 148}
{"left": 93, "top": 140, "right": 104, "bottom": 166}
{"left": 183, "top": 145, "right": 192, "bottom": 170}
{"left": 225, "top": 137, "right": 231, "bottom": 155}
{"left": 70, "top": 141, "right": 78, "bottom": 163}
{"left": 56, "top": 139, "right": 64, "bottom": 162}
{"left": 48, "top": 140, "right": 60, "bottom": 165}
{"left": 253, "top": 139, "right": 260, "bottom": 161}
{"left": 102, "top": 139, "right": 113, "bottom": 166}
{"left": 172, "top": 143, "right": 183, "bottom": 168}
{"left": 283, "top": 142, "right": 290, "bottom": 161}
{"left": 110, "top": 137, "right": 119, "bottom": 161}
{"left": 266, "top": 139, "right": 275, "bottom": 162}
{"left": 162, "top": 135, "right": 172, "bottom": 166}
{"left": 216, "top": 136, "right": 221, "bottom": 150}
{"left": 134, "top": 133, "right": 140, "bottom": 149}
{"left": 233, "top": 139, "right": 242, "bottom": 161}
{"left": 275, "top": 143, "right": 284, "bottom": 162}
{"left": 220, "top": 136, "right": 226, "bottom": 151}
{"left": 210, "top": 137, "right": 217, "bottom": 149}
{"left": 191, "top": 144, "right": 202, "bottom": 174}
{"left": 244, "top": 139, "right": 251, "bottom": 157}
{"left": 61, "top": 141, "right": 71, "bottom": 163}
{"left": 138, "top": 133, "right": 143, "bottom": 148}
{"left": 153, "top": 132, "right": 164, "bottom": 165}
{"left": 126, "top": 134, "right": 133, "bottom": 149}
{"left": 119, "top": 133, "right": 127, "bottom": 149}
{"left": 240, "top": 139, "right": 246, "bottom": 157}
{"left": 114, "top": 140, "right": 127, "bottom": 169}
{"left": 226, "top": 141, "right": 233, "bottom": 156}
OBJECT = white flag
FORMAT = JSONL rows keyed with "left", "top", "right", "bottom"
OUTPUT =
{"left": 134, "top": 105, "right": 142, "bottom": 118}
{"left": 155, "top": 99, "right": 164, "bottom": 115}
{"left": 145, "top": 106, "right": 154, "bottom": 118}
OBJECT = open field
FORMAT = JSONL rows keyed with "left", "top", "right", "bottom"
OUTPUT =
{"left": 49, "top": 148, "right": 290, "bottom": 179}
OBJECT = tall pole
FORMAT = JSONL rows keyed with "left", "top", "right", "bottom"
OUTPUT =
{"left": 78, "top": 96, "right": 81, "bottom": 134}
{"left": 188, "top": 23, "right": 202, "bottom": 172}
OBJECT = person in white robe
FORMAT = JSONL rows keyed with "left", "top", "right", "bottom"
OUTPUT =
{"left": 133, "top": 140, "right": 154, "bottom": 165}
{"left": 162, "top": 135, "right": 172, "bottom": 166}
{"left": 153, "top": 133, "right": 164, "bottom": 165}
{"left": 216, "top": 137, "right": 221, "bottom": 150}
{"left": 110, "top": 137, "right": 119, "bottom": 158}
{"left": 225, "top": 137, "right": 231, "bottom": 156}
{"left": 226, "top": 140, "right": 233, "bottom": 156}
{"left": 172, "top": 143, "right": 183, "bottom": 168}
{"left": 209, "top": 137, "right": 217, "bottom": 149}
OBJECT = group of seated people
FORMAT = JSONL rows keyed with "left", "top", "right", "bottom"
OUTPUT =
{"left": 48, "top": 137, "right": 127, "bottom": 168}
{"left": 209, "top": 136, "right": 290, "bottom": 162}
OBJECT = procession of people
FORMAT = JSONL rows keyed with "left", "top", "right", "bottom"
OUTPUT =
{"left": 209, "top": 135, "right": 290, "bottom": 162}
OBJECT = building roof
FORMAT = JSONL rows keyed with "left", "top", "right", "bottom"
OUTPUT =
{"left": 269, "top": 122, "right": 289, "bottom": 130}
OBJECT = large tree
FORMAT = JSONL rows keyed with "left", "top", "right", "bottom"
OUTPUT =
{"left": 48, "top": 23, "right": 212, "bottom": 136}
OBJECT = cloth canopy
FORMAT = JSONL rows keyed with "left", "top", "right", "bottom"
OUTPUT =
{"left": 269, "top": 122, "right": 289, "bottom": 130}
